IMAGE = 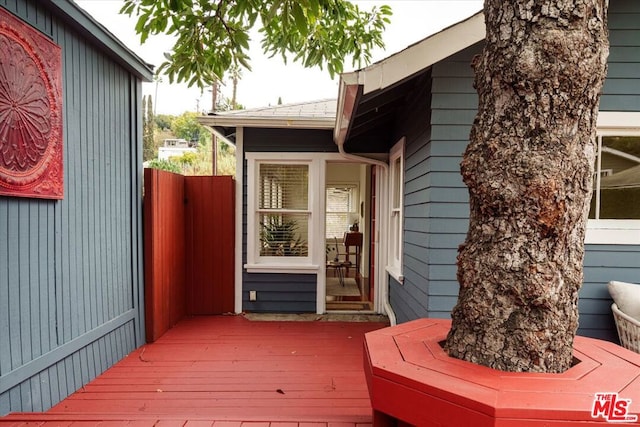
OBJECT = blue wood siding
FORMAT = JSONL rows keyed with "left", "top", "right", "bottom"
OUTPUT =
{"left": 600, "top": 0, "right": 640, "bottom": 111}
{"left": 395, "top": 0, "right": 640, "bottom": 343}
{"left": 0, "top": 1, "right": 145, "bottom": 414}
{"left": 243, "top": 274, "right": 317, "bottom": 313}
{"left": 581, "top": 245, "right": 640, "bottom": 342}
{"left": 421, "top": 44, "right": 479, "bottom": 323}
{"left": 241, "top": 128, "right": 336, "bottom": 312}
{"left": 388, "top": 72, "right": 433, "bottom": 323}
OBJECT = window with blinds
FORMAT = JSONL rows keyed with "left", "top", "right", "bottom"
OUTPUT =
{"left": 326, "top": 185, "right": 358, "bottom": 239}
{"left": 258, "top": 163, "right": 310, "bottom": 257}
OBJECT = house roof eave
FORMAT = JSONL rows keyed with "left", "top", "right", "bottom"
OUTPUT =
{"left": 334, "top": 11, "right": 485, "bottom": 149}
{"left": 359, "top": 11, "right": 484, "bottom": 95}
{"left": 197, "top": 115, "right": 335, "bottom": 130}
{"left": 43, "top": 0, "right": 154, "bottom": 81}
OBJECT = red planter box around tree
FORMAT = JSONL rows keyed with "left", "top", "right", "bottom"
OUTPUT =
{"left": 364, "top": 318, "right": 640, "bottom": 426}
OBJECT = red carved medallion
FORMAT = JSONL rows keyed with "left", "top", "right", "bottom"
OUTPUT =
{"left": 0, "top": 8, "right": 63, "bottom": 199}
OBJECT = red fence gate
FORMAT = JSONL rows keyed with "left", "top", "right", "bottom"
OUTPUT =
{"left": 144, "top": 169, "right": 235, "bottom": 342}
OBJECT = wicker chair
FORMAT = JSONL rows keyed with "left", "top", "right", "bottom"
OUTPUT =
{"left": 612, "top": 303, "right": 640, "bottom": 353}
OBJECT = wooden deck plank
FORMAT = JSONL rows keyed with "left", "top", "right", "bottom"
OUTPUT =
{"left": 1, "top": 316, "right": 388, "bottom": 426}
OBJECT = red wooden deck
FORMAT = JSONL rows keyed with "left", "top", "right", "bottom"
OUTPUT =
{"left": 1, "top": 316, "right": 389, "bottom": 426}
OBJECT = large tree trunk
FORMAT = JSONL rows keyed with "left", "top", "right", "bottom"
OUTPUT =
{"left": 444, "top": 0, "right": 609, "bottom": 373}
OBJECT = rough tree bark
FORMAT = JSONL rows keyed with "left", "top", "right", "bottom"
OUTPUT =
{"left": 444, "top": 0, "right": 609, "bottom": 373}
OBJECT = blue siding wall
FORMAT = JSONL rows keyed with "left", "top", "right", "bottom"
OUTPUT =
{"left": 581, "top": 245, "right": 640, "bottom": 341}
{"left": 388, "top": 72, "right": 432, "bottom": 323}
{"left": 242, "top": 128, "right": 336, "bottom": 312}
{"left": 0, "top": 1, "right": 145, "bottom": 414}
{"left": 394, "top": 0, "right": 640, "bottom": 343}
{"left": 582, "top": 0, "right": 640, "bottom": 337}
{"left": 426, "top": 44, "right": 479, "bottom": 322}
{"left": 600, "top": 0, "right": 640, "bottom": 111}
{"left": 390, "top": 44, "right": 480, "bottom": 325}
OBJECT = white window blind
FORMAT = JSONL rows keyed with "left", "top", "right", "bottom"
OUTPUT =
{"left": 258, "top": 163, "right": 310, "bottom": 257}
{"left": 326, "top": 185, "right": 358, "bottom": 239}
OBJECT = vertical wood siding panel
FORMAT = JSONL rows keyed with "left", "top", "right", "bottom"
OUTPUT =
{"left": 94, "top": 336, "right": 104, "bottom": 375}
{"left": 56, "top": 360, "right": 68, "bottom": 403}
{"left": 120, "top": 74, "right": 129, "bottom": 313}
{"left": 120, "top": 73, "right": 132, "bottom": 313}
{"left": 104, "top": 60, "right": 114, "bottom": 321}
{"left": 96, "top": 56, "right": 105, "bottom": 327}
{"left": 38, "top": 204, "right": 50, "bottom": 355}
{"left": 8, "top": 388, "right": 19, "bottom": 412}
{"left": 47, "top": 204, "right": 56, "bottom": 351}
{"left": 99, "top": 335, "right": 108, "bottom": 373}
{"left": 111, "top": 64, "right": 119, "bottom": 319}
{"left": 78, "top": 36, "right": 89, "bottom": 337}
{"left": 87, "top": 50, "right": 98, "bottom": 326}
{"left": 88, "top": 48, "right": 99, "bottom": 330}
{"left": 111, "top": 64, "right": 120, "bottom": 317}
{"left": 19, "top": 203, "right": 32, "bottom": 365}
{"left": 84, "top": 44, "right": 95, "bottom": 332}
{"left": 65, "top": 28, "right": 79, "bottom": 343}
{"left": 38, "top": 371, "right": 50, "bottom": 411}
{"left": 8, "top": 205, "right": 21, "bottom": 370}
{"left": 98, "top": 55, "right": 109, "bottom": 326}
{"left": 131, "top": 77, "right": 145, "bottom": 345}
{"left": 0, "top": 203, "right": 10, "bottom": 377}
{"left": 0, "top": 391, "right": 8, "bottom": 414}
{"left": 29, "top": 375, "right": 41, "bottom": 411}
{"left": 114, "top": 67, "right": 123, "bottom": 316}
{"left": 88, "top": 343, "right": 98, "bottom": 381}
{"left": 48, "top": 363, "right": 59, "bottom": 408}
{"left": 28, "top": 202, "right": 41, "bottom": 360}
{"left": 19, "top": 382, "right": 30, "bottom": 412}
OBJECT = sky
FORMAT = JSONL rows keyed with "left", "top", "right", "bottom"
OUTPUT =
{"left": 74, "top": 0, "right": 483, "bottom": 116}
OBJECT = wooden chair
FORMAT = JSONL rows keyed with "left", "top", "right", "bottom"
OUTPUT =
{"left": 327, "top": 237, "right": 350, "bottom": 286}
{"left": 343, "top": 232, "right": 362, "bottom": 278}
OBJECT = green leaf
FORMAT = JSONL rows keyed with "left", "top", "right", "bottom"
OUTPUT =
{"left": 292, "top": 3, "right": 308, "bottom": 36}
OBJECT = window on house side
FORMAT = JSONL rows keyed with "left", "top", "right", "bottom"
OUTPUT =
{"left": 326, "top": 185, "right": 358, "bottom": 239}
{"left": 388, "top": 139, "right": 404, "bottom": 281}
{"left": 589, "top": 135, "right": 640, "bottom": 220}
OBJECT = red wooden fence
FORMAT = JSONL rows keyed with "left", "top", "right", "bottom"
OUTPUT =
{"left": 144, "top": 169, "right": 187, "bottom": 343}
{"left": 185, "top": 176, "right": 235, "bottom": 315}
{"left": 144, "top": 169, "right": 235, "bottom": 342}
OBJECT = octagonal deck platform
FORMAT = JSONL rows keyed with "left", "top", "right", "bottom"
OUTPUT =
{"left": 364, "top": 318, "right": 640, "bottom": 426}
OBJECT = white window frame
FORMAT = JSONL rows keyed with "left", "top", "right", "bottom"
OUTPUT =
{"left": 586, "top": 112, "right": 640, "bottom": 245}
{"left": 386, "top": 138, "right": 405, "bottom": 283}
{"left": 245, "top": 153, "right": 319, "bottom": 273}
